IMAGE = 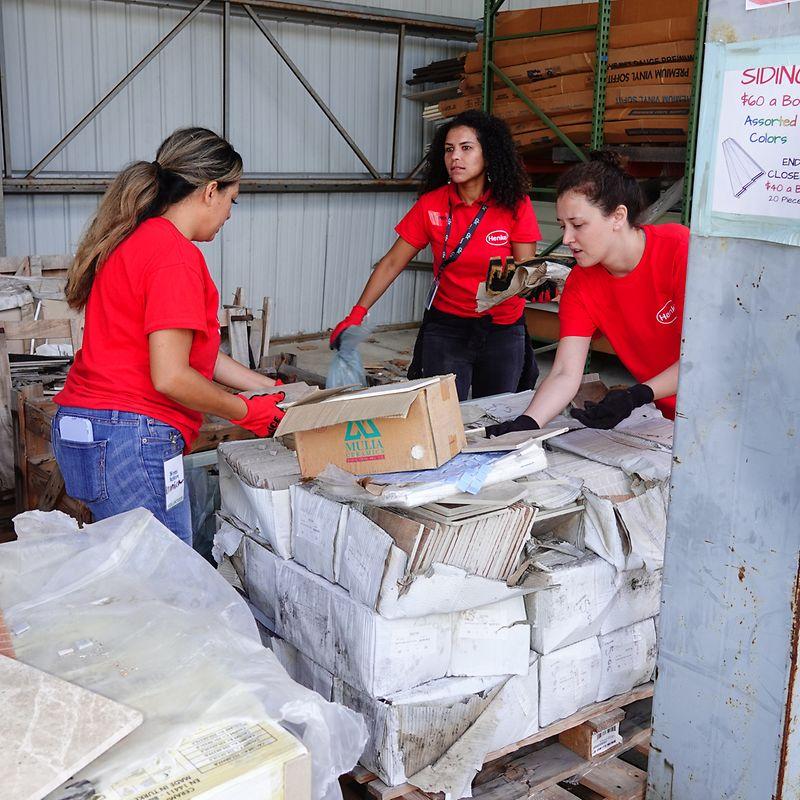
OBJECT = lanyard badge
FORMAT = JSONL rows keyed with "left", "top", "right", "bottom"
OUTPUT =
{"left": 425, "top": 201, "right": 489, "bottom": 311}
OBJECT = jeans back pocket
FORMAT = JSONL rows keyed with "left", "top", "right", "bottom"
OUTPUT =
{"left": 54, "top": 437, "right": 109, "bottom": 503}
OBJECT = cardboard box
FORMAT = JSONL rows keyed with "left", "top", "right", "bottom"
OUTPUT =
{"left": 109, "top": 719, "right": 311, "bottom": 800}
{"left": 242, "top": 533, "right": 531, "bottom": 696}
{"left": 558, "top": 707, "right": 625, "bottom": 760}
{"left": 465, "top": 17, "right": 697, "bottom": 73}
{"left": 462, "top": 39, "right": 696, "bottom": 92}
{"left": 275, "top": 376, "right": 466, "bottom": 478}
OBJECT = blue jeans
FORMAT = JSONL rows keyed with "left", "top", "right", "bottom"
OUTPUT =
{"left": 52, "top": 407, "right": 192, "bottom": 545}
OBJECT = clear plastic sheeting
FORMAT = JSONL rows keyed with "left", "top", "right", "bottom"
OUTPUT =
{"left": 2, "top": 508, "right": 367, "bottom": 800}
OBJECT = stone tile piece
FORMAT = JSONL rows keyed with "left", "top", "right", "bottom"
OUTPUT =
{"left": 0, "top": 654, "right": 143, "bottom": 800}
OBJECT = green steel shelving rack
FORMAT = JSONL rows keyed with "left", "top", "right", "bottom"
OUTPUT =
{"left": 480, "top": 0, "right": 708, "bottom": 250}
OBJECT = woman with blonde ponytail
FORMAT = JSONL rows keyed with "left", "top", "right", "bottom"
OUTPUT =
{"left": 54, "top": 127, "right": 284, "bottom": 545}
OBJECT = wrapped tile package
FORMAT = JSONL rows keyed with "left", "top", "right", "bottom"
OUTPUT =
{"left": 524, "top": 552, "right": 662, "bottom": 654}
{"left": 596, "top": 619, "right": 657, "bottom": 701}
{"left": 240, "top": 530, "right": 531, "bottom": 696}
{"left": 218, "top": 440, "right": 301, "bottom": 559}
{"left": 286, "top": 493, "right": 528, "bottom": 619}
{"left": 272, "top": 637, "right": 540, "bottom": 790}
{"left": 538, "top": 637, "right": 602, "bottom": 727}
{"left": 1, "top": 508, "right": 366, "bottom": 800}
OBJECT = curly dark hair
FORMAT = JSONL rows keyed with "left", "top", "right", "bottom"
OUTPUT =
{"left": 420, "top": 110, "right": 530, "bottom": 210}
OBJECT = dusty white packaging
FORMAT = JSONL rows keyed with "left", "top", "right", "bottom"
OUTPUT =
{"left": 525, "top": 553, "right": 662, "bottom": 654}
{"left": 218, "top": 443, "right": 297, "bottom": 559}
{"left": 348, "top": 507, "right": 530, "bottom": 618}
{"left": 290, "top": 485, "right": 349, "bottom": 582}
{"left": 538, "top": 637, "right": 601, "bottom": 727}
{"left": 272, "top": 637, "right": 538, "bottom": 790}
{"left": 596, "top": 618, "right": 657, "bottom": 701}
{"left": 243, "top": 535, "right": 530, "bottom": 696}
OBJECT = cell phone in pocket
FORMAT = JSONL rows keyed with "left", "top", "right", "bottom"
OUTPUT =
{"left": 59, "top": 416, "right": 94, "bottom": 443}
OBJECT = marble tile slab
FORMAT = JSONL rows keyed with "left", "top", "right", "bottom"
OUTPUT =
{"left": 0, "top": 655, "right": 143, "bottom": 800}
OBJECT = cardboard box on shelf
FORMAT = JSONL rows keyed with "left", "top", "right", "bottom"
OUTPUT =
{"left": 538, "top": 637, "right": 602, "bottom": 727}
{"left": 465, "top": 17, "right": 697, "bottom": 73}
{"left": 275, "top": 375, "right": 466, "bottom": 478}
{"left": 462, "top": 39, "right": 695, "bottom": 92}
{"left": 596, "top": 619, "right": 657, "bottom": 702}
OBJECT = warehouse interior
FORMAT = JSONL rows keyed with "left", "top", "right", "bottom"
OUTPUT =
{"left": 2, "top": 1, "right": 799, "bottom": 800}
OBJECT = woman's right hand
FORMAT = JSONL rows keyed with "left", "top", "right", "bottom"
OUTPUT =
{"left": 230, "top": 392, "right": 285, "bottom": 437}
{"left": 330, "top": 305, "right": 368, "bottom": 350}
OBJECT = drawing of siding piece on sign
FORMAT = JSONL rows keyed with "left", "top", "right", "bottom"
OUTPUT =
{"left": 722, "top": 137, "right": 765, "bottom": 197}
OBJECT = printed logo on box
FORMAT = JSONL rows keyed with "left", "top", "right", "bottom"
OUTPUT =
{"left": 344, "top": 419, "right": 385, "bottom": 463}
{"left": 485, "top": 230, "right": 510, "bottom": 246}
{"left": 656, "top": 299, "right": 678, "bottom": 325}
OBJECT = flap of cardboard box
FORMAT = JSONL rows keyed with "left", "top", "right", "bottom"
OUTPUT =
{"left": 275, "top": 377, "right": 444, "bottom": 437}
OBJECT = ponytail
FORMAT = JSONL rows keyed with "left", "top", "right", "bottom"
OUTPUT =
{"left": 556, "top": 149, "right": 644, "bottom": 226}
{"left": 66, "top": 127, "right": 242, "bottom": 309}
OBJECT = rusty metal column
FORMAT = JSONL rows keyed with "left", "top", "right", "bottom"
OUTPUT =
{"left": 649, "top": 1, "right": 800, "bottom": 798}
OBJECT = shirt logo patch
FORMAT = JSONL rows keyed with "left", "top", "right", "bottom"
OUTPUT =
{"left": 486, "top": 230, "right": 510, "bottom": 246}
{"left": 656, "top": 300, "right": 678, "bottom": 325}
{"left": 428, "top": 210, "right": 444, "bottom": 226}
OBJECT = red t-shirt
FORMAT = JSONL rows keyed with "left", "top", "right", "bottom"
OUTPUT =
{"left": 558, "top": 223, "right": 689, "bottom": 419}
{"left": 56, "top": 217, "right": 221, "bottom": 447}
{"left": 395, "top": 184, "right": 542, "bottom": 324}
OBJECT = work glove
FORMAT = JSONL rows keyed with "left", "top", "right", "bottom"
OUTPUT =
{"left": 230, "top": 392, "right": 285, "bottom": 437}
{"left": 524, "top": 279, "right": 559, "bottom": 303}
{"left": 570, "top": 383, "right": 654, "bottom": 430}
{"left": 330, "top": 305, "right": 368, "bottom": 350}
{"left": 484, "top": 414, "right": 540, "bottom": 438}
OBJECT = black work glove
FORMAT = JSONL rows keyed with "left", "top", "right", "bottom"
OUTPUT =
{"left": 484, "top": 414, "right": 540, "bottom": 438}
{"left": 570, "top": 383, "right": 654, "bottom": 430}
{"left": 524, "top": 279, "right": 559, "bottom": 303}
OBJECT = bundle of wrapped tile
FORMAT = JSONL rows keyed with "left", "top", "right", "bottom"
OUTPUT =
{"left": 214, "top": 397, "right": 670, "bottom": 793}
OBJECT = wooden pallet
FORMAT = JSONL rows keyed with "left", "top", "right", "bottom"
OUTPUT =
{"left": 342, "top": 684, "right": 653, "bottom": 800}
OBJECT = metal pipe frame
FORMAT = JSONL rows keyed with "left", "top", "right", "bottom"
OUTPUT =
{"left": 589, "top": 0, "right": 611, "bottom": 150}
{"left": 4, "top": 0, "right": 467, "bottom": 195}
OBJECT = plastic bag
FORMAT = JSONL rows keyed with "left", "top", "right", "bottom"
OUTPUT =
{"left": 3, "top": 508, "right": 367, "bottom": 800}
{"left": 326, "top": 319, "right": 374, "bottom": 388}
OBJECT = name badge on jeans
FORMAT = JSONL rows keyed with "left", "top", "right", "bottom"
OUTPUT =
{"left": 163, "top": 454, "right": 185, "bottom": 511}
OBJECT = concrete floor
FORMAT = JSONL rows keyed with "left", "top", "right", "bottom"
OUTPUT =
{"left": 270, "top": 326, "right": 634, "bottom": 391}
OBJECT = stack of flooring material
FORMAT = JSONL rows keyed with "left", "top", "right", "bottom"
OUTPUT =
{"left": 427, "top": 0, "right": 699, "bottom": 152}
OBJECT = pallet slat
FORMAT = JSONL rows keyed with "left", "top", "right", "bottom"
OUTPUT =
{"left": 578, "top": 758, "right": 647, "bottom": 800}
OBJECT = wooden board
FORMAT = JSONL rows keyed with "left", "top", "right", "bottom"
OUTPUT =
{"left": 578, "top": 758, "right": 647, "bottom": 800}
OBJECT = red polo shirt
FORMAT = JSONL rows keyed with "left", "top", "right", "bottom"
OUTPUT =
{"left": 56, "top": 217, "right": 221, "bottom": 447}
{"left": 395, "top": 184, "right": 542, "bottom": 324}
{"left": 558, "top": 223, "right": 689, "bottom": 419}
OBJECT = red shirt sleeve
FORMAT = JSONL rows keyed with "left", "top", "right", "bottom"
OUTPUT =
{"left": 395, "top": 197, "right": 430, "bottom": 250}
{"left": 558, "top": 270, "right": 597, "bottom": 338}
{"left": 510, "top": 196, "right": 542, "bottom": 243}
{"left": 142, "top": 261, "right": 209, "bottom": 335}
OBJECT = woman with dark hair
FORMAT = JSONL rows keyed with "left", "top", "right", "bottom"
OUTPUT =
{"left": 330, "top": 110, "right": 546, "bottom": 400}
{"left": 486, "top": 150, "right": 689, "bottom": 436}
{"left": 53, "top": 127, "right": 285, "bottom": 544}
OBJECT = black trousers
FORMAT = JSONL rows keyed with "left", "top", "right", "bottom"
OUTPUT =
{"left": 410, "top": 308, "right": 538, "bottom": 401}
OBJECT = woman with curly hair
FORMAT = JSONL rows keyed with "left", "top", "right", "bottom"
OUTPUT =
{"left": 329, "top": 110, "right": 545, "bottom": 400}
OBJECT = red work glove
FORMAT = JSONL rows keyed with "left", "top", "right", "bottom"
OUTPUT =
{"left": 230, "top": 392, "right": 285, "bottom": 437}
{"left": 329, "top": 305, "right": 368, "bottom": 350}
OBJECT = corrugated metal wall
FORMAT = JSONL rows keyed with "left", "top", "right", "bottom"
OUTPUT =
{"left": 2, "top": 0, "right": 587, "bottom": 336}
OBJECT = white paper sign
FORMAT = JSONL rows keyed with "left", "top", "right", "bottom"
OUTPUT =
{"left": 164, "top": 454, "right": 185, "bottom": 511}
{"left": 746, "top": 0, "right": 800, "bottom": 10}
{"left": 711, "top": 63, "right": 800, "bottom": 219}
